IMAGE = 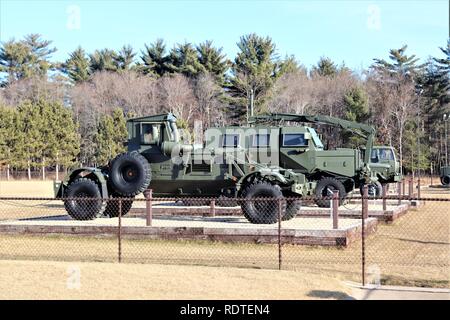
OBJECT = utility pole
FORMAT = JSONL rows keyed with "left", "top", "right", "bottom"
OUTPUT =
{"left": 417, "top": 89, "right": 423, "bottom": 179}
{"left": 250, "top": 89, "right": 254, "bottom": 117}
{"left": 247, "top": 89, "right": 254, "bottom": 126}
{"left": 444, "top": 114, "right": 449, "bottom": 166}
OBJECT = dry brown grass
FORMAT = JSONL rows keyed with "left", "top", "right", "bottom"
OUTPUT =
{"left": 0, "top": 181, "right": 54, "bottom": 197}
{"left": 0, "top": 181, "right": 448, "bottom": 289}
{"left": 0, "top": 259, "right": 352, "bottom": 300}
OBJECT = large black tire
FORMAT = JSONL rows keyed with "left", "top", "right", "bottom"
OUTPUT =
{"left": 240, "top": 181, "right": 286, "bottom": 224}
{"left": 314, "top": 177, "right": 346, "bottom": 208}
{"left": 442, "top": 175, "right": 450, "bottom": 186}
{"left": 109, "top": 152, "right": 151, "bottom": 197}
{"left": 360, "top": 181, "right": 383, "bottom": 197}
{"left": 64, "top": 178, "right": 104, "bottom": 220}
{"left": 103, "top": 193, "right": 134, "bottom": 217}
{"left": 282, "top": 200, "right": 301, "bottom": 221}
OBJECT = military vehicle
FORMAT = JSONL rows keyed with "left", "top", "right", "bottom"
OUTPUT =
{"left": 55, "top": 113, "right": 308, "bottom": 224}
{"left": 55, "top": 112, "right": 380, "bottom": 223}
{"left": 205, "top": 113, "right": 380, "bottom": 206}
{"left": 368, "top": 146, "right": 402, "bottom": 185}
{"left": 440, "top": 166, "right": 450, "bottom": 186}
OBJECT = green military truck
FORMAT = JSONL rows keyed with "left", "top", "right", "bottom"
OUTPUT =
{"left": 55, "top": 112, "right": 380, "bottom": 224}
{"left": 56, "top": 113, "right": 307, "bottom": 224}
{"left": 205, "top": 113, "right": 380, "bottom": 206}
{"left": 369, "top": 146, "right": 402, "bottom": 185}
{"left": 440, "top": 166, "right": 450, "bottom": 186}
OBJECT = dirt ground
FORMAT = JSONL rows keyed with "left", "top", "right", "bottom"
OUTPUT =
{"left": 0, "top": 181, "right": 448, "bottom": 298}
{"left": 0, "top": 259, "right": 353, "bottom": 300}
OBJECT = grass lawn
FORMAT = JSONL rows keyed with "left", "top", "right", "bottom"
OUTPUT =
{"left": 0, "top": 181, "right": 448, "bottom": 290}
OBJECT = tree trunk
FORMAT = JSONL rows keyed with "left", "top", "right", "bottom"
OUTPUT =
{"left": 56, "top": 153, "right": 59, "bottom": 181}
{"left": 27, "top": 160, "right": 31, "bottom": 180}
{"left": 6, "top": 164, "right": 10, "bottom": 181}
{"left": 42, "top": 157, "right": 45, "bottom": 181}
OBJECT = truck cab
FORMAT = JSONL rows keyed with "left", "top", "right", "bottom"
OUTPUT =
{"left": 369, "top": 146, "right": 402, "bottom": 184}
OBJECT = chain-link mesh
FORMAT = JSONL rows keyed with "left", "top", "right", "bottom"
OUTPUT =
{"left": 0, "top": 180, "right": 448, "bottom": 288}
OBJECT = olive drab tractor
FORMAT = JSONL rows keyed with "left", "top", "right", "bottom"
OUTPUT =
{"left": 55, "top": 112, "right": 381, "bottom": 224}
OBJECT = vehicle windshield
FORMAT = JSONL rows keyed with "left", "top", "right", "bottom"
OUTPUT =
{"left": 371, "top": 148, "right": 395, "bottom": 162}
{"left": 282, "top": 133, "right": 308, "bottom": 147}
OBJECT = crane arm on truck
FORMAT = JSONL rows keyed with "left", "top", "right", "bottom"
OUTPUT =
{"left": 249, "top": 113, "right": 376, "bottom": 165}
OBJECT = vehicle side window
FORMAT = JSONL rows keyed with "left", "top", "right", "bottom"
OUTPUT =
{"left": 252, "top": 134, "right": 270, "bottom": 147}
{"left": 282, "top": 133, "right": 307, "bottom": 147}
{"left": 380, "top": 149, "right": 394, "bottom": 160}
{"left": 371, "top": 149, "right": 379, "bottom": 162}
{"left": 221, "top": 134, "right": 240, "bottom": 147}
{"left": 141, "top": 123, "right": 160, "bottom": 144}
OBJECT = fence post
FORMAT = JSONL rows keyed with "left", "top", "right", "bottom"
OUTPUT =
{"left": 397, "top": 181, "right": 402, "bottom": 205}
{"left": 361, "top": 185, "right": 368, "bottom": 286}
{"left": 402, "top": 179, "right": 406, "bottom": 197}
{"left": 118, "top": 199, "right": 122, "bottom": 263}
{"left": 332, "top": 190, "right": 339, "bottom": 229}
{"left": 144, "top": 189, "right": 153, "bottom": 226}
{"left": 382, "top": 183, "right": 387, "bottom": 212}
{"left": 278, "top": 198, "right": 282, "bottom": 271}
{"left": 210, "top": 199, "right": 216, "bottom": 217}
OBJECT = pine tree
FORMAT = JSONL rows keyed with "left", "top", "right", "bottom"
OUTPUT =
{"left": 63, "top": 46, "right": 90, "bottom": 83}
{"left": 23, "top": 34, "right": 57, "bottom": 77}
{"left": 372, "top": 45, "right": 424, "bottom": 80}
{"left": 14, "top": 101, "right": 45, "bottom": 175}
{"left": 432, "top": 39, "right": 450, "bottom": 109}
{"left": 0, "top": 106, "right": 17, "bottom": 172}
{"left": 228, "top": 34, "right": 281, "bottom": 121}
{"left": 167, "top": 42, "right": 203, "bottom": 77}
{"left": 311, "top": 57, "right": 338, "bottom": 77}
{"left": 94, "top": 109, "right": 127, "bottom": 165}
{"left": 89, "top": 49, "right": 119, "bottom": 73}
{"left": 115, "top": 45, "right": 136, "bottom": 71}
{"left": 196, "top": 40, "right": 229, "bottom": 84}
{"left": 278, "top": 55, "right": 301, "bottom": 75}
{"left": 342, "top": 87, "right": 370, "bottom": 147}
{"left": 0, "top": 34, "right": 56, "bottom": 84}
{"left": 139, "top": 39, "right": 170, "bottom": 77}
{"left": 111, "top": 108, "right": 128, "bottom": 154}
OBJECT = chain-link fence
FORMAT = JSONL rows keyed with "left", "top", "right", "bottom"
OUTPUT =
{"left": 0, "top": 170, "right": 67, "bottom": 181}
{"left": 0, "top": 186, "right": 448, "bottom": 288}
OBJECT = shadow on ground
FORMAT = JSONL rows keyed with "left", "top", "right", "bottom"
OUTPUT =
{"left": 307, "top": 290, "right": 355, "bottom": 300}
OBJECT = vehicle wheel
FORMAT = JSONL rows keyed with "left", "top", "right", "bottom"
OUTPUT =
{"left": 216, "top": 195, "right": 238, "bottom": 207}
{"left": 103, "top": 193, "right": 134, "bottom": 217}
{"left": 240, "top": 181, "right": 286, "bottom": 224}
{"left": 442, "top": 175, "right": 450, "bottom": 186}
{"left": 360, "top": 181, "right": 382, "bottom": 197}
{"left": 109, "top": 152, "right": 151, "bottom": 197}
{"left": 314, "top": 177, "right": 346, "bottom": 208}
{"left": 282, "top": 200, "right": 301, "bottom": 221}
{"left": 64, "top": 178, "right": 104, "bottom": 220}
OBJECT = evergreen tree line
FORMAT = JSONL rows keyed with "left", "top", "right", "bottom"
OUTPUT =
{"left": 0, "top": 34, "right": 449, "bottom": 176}
{"left": 0, "top": 99, "right": 127, "bottom": 177}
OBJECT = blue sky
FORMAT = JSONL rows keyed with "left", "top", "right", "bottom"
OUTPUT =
{"left": 0, "top": 0, "right": 448, "bottom": 71}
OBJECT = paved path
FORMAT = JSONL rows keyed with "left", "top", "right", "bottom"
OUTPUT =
{"left": 345, "top": 282, "right": 450, "bottom": 300}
